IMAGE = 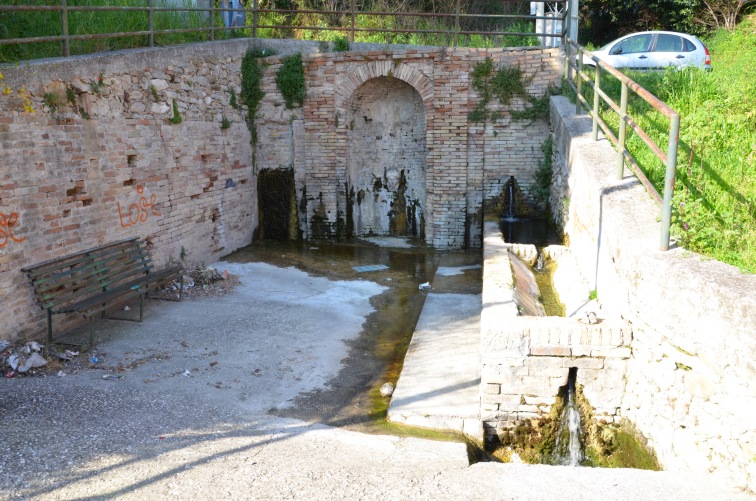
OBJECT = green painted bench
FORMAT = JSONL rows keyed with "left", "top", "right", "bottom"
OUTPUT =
{"left": 22, "top": 237, "right": 182, "bottom": 345}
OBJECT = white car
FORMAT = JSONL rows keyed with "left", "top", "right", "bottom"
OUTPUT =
{"left": 580, "top": 31, "right": 712, "bottom": 71}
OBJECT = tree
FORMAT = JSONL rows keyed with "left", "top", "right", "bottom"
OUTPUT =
{"left": 695, "top": 0, "right": 756, "bottom": 30}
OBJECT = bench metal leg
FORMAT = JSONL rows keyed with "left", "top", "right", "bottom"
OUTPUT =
{"left": 47, "top": 309, "right": 53, "bottom": 343}
{"left": 89, "top": 316, "right": 95, "bottom": 347}
{"left": 139, "top": 294, "right": 144, "bottom": 322}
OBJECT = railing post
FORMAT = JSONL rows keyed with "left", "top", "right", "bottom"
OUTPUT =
{"left": 660, "top": 114, "right": 681, "bottom": 250}
{"left": 592, "top": 65, "right": 600, "bottom": 141}
{"left": 576, "top": 49, "right": 583, "bottom": 115}
{"left": 617, "top": 81, "right": 628, "bottom": 179}
{"left": 148, "top": 0, "right": 154, "bottom": 48}
{"left": 61, "top": 0, "right": 70, "bottom": 57}
{"left": 209, "top": 0, "right": 215, "bottom": 41}
{"left": 454, "top": 0, "right": 460, "bottom": 48}
{"left": 350, "top": 0, "right": 356, "bottom": 42}
{"left": 253, "top": 0, "right": 258, "bottom": 38}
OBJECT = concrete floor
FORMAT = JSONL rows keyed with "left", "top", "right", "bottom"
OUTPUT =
{"left": 1, "top": 243, "right": 752, "bottom": 500}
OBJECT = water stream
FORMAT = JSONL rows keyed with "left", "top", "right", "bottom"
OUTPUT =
{"left": 554, "top": 368, "right": 584, "bottom": 466}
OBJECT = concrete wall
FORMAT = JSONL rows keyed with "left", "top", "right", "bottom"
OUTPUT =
{"left": 549, "top": 96, "right": 756, "bottom": 491}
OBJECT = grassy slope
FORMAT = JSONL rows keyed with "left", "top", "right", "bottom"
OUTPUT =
{"left": 597, "top": 16, "right": 755, "bottom": 272}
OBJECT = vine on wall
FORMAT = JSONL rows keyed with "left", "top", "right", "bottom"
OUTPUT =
{"left": 275, "top": 53, "right": 306, "bottom": 109}
{"left": 468, "top": 57, "right": 555, "bottom": 124}
{"left": 241, "top": 47, "right": 272, "bottom": 149}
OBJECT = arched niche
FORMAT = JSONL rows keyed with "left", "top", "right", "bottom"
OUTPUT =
{"left": 345, "top": 76, "right": 427, "bottom": 238}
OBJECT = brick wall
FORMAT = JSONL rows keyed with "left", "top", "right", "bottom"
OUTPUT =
{"left": 0, "top": 39, "right": 562, "bottom": 342}
{"left": 255, "top": 44, "right": 563, "bottom": 247}
{"left": 0, "top": 42, "right": 256, "bottom": 342}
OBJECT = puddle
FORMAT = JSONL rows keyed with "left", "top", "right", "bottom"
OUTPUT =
{"left": 224, "top": 239, "right": 481, "bottom": 435}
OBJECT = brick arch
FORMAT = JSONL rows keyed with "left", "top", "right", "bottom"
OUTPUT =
{"left": 333, "top": 60, "right": 434, "bottom": 115}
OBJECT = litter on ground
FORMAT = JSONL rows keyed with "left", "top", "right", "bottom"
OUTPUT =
{"left": 352, "top": 264, "right": 390, "bottom": 273}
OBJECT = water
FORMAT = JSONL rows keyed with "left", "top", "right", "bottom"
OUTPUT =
{"left": 554, "top": 369, "right": 584, "bottom": 466}
{"left": 500, "top": 217, "right": 562, "bottom": 247}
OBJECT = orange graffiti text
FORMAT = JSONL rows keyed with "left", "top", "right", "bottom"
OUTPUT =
{"left": 0, "top": 212, "right": 25, "bottom": 248}
{"left": 117, "top": 186, "right": 160, "bottom": 228}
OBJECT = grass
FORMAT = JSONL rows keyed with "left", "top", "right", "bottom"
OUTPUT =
{"left": 1, "top": 2, "right": 541, "bottom": 63}
{"left": 572, "top": 16, "right": 756, "bottom": 273}
{"left": 0, "top": 0, "right": 238, "bottom": 63}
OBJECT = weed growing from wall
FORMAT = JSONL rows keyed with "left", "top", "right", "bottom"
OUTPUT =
{"left": 333, "top": 36, "right": 350, "bottom": 52}
{"left": 169, "top": 99, "right": 182, "bottom": 124}
{"left": 220, "top": 116, "right": 232, "bottom": 130}
{"left": 0, "top": 73, "right": 34, "bottom": 114}
{"left": 228, "top": 86, "right": 239, "bottom": 109}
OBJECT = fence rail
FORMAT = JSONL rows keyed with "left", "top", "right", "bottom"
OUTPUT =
{"left": 564, "top": 38, "right": 680, "bottom": 251}
{"left": 0, "top": 1, "right": 569, "bottom": 58}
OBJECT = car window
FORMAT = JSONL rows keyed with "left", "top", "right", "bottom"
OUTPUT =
{"left": 683, "top": 38, "right": 696, "bottom": 52}
{"left": 655, "top": 34, "right": 685, "bottom": 52}
{"left": 609, "top": 34, "right": 653, "bottom": 55}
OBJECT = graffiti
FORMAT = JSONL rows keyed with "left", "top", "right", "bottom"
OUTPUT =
{"left": 117, "top": 186, "right": 160, "bottom": 228}
{"left": 0, "top": 212, "right": 25, "bottom": 248}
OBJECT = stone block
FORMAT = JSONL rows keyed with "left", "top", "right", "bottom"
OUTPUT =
{"left": 530, "top": 345, "right": 571, "bottom": 357}
{"left": 563, "top": 357, "right": 604, "bottom": 369}
{"left": 683, "top": 372, "right": 716, "bottom": 400}
{"left": 483, "top": 383, "right": 501, "bottom": 395}
{"left": 591, "top": 347, "right": 631, "bottom": 358}
{"left": 523, "top": 395, "right": 556, "bottom": 407}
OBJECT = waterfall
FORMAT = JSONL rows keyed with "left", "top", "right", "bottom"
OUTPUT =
{"left": 535, "top": 250, "right": 544, "bottom": 271}
{"left": 554, "top": 368, "right": 583, "bottom": 466}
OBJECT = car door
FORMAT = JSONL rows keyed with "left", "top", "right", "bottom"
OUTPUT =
{"left": 650, "top": 33, "right": 697, "bottom": 68}
{"left": 604, "top": 33, "right": 654, "bottom": 69}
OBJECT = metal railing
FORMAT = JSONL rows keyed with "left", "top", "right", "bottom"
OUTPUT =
{"left": 0, "top": 1, "right": 570, "bottom": 58}
{"left": 564, "top": 38, "right": 680, "bottom": 251}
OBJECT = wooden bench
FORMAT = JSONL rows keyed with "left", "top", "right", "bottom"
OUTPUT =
{"left": 22, "top": 237, "right": 183, "bottom": 346}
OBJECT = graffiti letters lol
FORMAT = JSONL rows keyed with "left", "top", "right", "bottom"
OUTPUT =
{"left": 0, "top": 212, "right": 25, "bottom": 249}
{"left": 117, "top": 186, "right": 160, "bottom": 228}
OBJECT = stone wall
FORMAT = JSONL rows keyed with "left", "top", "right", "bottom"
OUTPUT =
{"left": 549, "top": 96, "right": 756, "bottom": 491}
{"left": 480, "top": 222, "right": 631, "bottom": 439}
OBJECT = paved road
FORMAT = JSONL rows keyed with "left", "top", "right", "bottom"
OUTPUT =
{"left": 1, "top": 261, "right": 752, "bottom": 500}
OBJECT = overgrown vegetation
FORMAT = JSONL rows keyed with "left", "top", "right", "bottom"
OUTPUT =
{"left": 0, "top": 0, "right": 241, "bottom": 63}
{"left": 468, "top": 57, "right": 557, "bottom": 124}
{"left": 275, "top": 53, "right": 306, "bottom": 109}
{"left": 532, "top": 136, "right": 554, "bottom": 205}
{"left": 573, "top": 15, "right": 755, "bottom": 272}
{"left": 1, "top": 1, "right": 548, "bottom": 63}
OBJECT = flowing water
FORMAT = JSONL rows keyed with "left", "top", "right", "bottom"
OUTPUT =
{"left": 554, "top": 369, "right": 584, "bottom": 466}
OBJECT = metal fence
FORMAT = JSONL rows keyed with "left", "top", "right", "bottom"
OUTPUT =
{"left": 0, "top": 1, "right": 571, "bottom": 58}
{"left": 564, "top": 38, "right": 680, "bottom": 251}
